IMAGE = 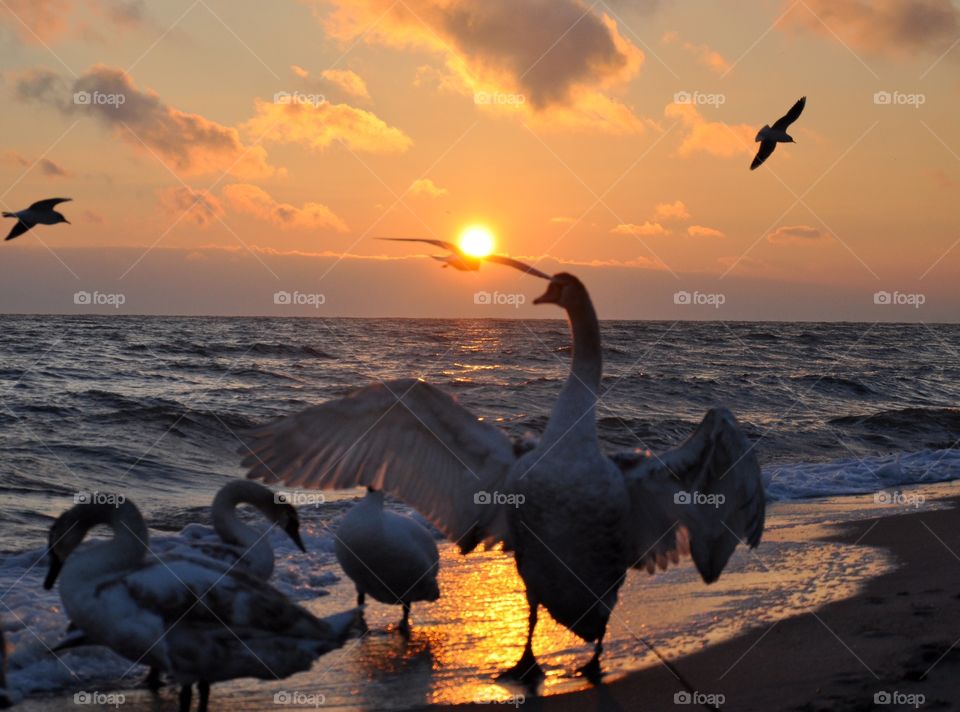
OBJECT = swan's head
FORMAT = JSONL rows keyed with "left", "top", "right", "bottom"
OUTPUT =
{"left": 533, "top": 273, "right": 587, "bottom": 309}
{"left": 272, "top": 499, "right": 307, "bottom": 552}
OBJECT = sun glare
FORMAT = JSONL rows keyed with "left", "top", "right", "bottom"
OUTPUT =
{"left": 458, "top": 226, "right": 495, "bottom": 258}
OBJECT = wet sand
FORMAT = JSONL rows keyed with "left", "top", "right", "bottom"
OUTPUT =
{"left": 9, "top": 484, "right": 958, "bottom": 711}
{"left": 437, "top": 488, "right": 960, "bottom": 712}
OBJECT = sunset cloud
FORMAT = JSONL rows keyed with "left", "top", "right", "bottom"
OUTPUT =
{"left": 408, "top": 178, "right": 448, "bottom": 198}
{"left": 0, "top": 0, "right": 148, "bottom": 43}
{"left": 14, "top": 65, "right": 276, "bottom": 178}
{"left": 243, "top": 99, "right": 412, "bottom": 154}
{"left": 665, "top": 101, "right": 755, "bottom": 159}
{"left": 158, "top": 186, "right": 224, "bottom": 227}
{"left": 222, "top": 183, "right": 348, "bottom": 233}
{"left": 767, "top": 225, "right": 828, "bottom": 244}
{"left": 688, "top": 225, "right": 726, "bottom": 239}
{"left": 311, "top": 0, "right": 645, "bottom": 132}
{"left": 2, "top": 151, "right": 71, "bottom": 177}
{"left": 321, "top": 69, "right": 371, "bottom": 99}
{"left": 777, "top": 0, "right": 960, "bottom": 57}
{"left": 653, "top": 200, "right": 691, "bottom": 221}
{"left": 662, "top": 31, "right": 731, "bottom": 74}
{"left": 611, "top": 222, "right": 668, "bottom": 237}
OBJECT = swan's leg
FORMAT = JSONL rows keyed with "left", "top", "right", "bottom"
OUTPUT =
{"left": 356, "top": 588, "right": 365, "bottom": 606}
{"left": 197, "top": 680, "right": 210, "bottom": 712}
{"left": 498, "top": 592, "right": 544, "bottom": 683}
{"left": 144, "top": 666, "right": 162, "bottom": 693}
{"left": 399, "top": 602, "right": 411, "bottom": 637}
{"left": 576, "top": 632, "right": 604, "bottom": 684}
{"left": 177, "top": 684, "right": 192, "bottom": 712}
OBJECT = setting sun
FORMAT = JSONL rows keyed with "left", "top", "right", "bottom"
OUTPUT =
{"left": 458, "top": 226, "right": 495, "bottom": 258}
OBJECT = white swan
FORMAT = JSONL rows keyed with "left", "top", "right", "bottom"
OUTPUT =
{"left": 152, "top": 479, "right": 305, "bottom": 579}
{"left": 44, "top": 498, "right": 358, "bottom": 712}
{"left": 335, "top": 487, "right": 439, "bottom": 634}
{"left": 242, "top": 269, "right": 764, "bottom": 683}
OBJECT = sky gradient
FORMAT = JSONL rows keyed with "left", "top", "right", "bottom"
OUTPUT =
{"left": 0, "top": 0, "right": 958, "bottom": 320}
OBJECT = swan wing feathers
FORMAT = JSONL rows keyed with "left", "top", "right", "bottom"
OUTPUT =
{"left": 242, "top": 378, "right": 517, "bottom": 552}
{"left": 615, "top": 407, "right": 765, "bottom": 583}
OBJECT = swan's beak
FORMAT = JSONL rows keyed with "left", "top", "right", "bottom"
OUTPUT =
{"left": 44, "top": 551, "right": 63, "bottom": 590}
{"left": 533, "top": 280, "right": 563, "bottom": 305}
{"left": 286, "top": 520, "right": 307, "bottom": 552}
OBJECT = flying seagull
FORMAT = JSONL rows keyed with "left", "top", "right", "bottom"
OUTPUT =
{"left": 751, "top": 97, "right": 806, "bottom": 170}
{"left": 2, "top": 198, "right": 72, "bottom": 241}
{"left": 376, "top": 237, "right": 552, "bottom": 279}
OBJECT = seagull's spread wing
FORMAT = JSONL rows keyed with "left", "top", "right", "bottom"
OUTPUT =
{"left": 28, "top": 197, "right": 72, "bottom": 211}
{"left": 376, "top": 237, "right": 459, "bottom": 252}
{"left": 772, "top": 96, "right": 806, "bottom": 131}
{"left": 5, "top": 220, "right": 33, "bottom": 241}
{"left": 485, "top": 255, "right": 552, "bottom": 280}
{"left": 614, "top": 407, "right": 765, "bottom": 582}
{"left": 242, "top": 378, "right": 518, "bottom": 552}
{"left": 750, "top": 140, "right": 777, "bottom": 170}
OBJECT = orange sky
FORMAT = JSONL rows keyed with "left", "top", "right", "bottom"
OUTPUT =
{"left": 0, "top": 0, "right": 958, "bottom": 320}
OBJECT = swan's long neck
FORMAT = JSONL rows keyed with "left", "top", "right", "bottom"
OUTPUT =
{"left": 69, "top": 503, "right": 148, "bottom": 580}
{"left": 542, "top": 292, "right": 602, "bottom": 448}
{"left": 211, "top": 482, "right": 276, "bottom": 568}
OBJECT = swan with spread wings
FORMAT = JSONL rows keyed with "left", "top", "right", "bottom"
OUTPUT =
{"left": 242, "top": 248, "right": 764, "bottom": 683}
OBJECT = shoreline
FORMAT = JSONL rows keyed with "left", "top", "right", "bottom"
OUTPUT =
{"left": 432, "top": 491, "right": 960, "bottom": 712}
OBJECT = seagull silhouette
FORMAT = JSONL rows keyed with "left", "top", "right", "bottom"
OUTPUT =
{"left": 2, "top": 198, "right": 72, "bottom": 241}
{"left": 375, "top": 237, "right": 551, "bottom": 278}
{"left": 751, "top": 97, "right": 806, "bottom": 170}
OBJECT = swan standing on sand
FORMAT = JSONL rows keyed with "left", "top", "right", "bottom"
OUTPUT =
{"left": 336, "top": 487, "right": 439, "bottom": 635}
{"left": 44, "top": 498, "right": 358, "bottom": 712}
{"left": 242, "top": 266, "right": 764, "bottom": 683}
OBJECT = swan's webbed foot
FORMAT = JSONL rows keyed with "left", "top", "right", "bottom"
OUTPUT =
{"left": 576, "top": 656, "right": 603, "bottom": 685}
{"left": 144, "top": 666, "right": 163, "bottom": 694}
{"left": 398, "top": 602, "right": 411, "bottom": 638}
{"left": 576, "top": 638, "right": 604, "bottom": 685}
{"left": 497, "top": 648, "right": 545, "bottom": 685}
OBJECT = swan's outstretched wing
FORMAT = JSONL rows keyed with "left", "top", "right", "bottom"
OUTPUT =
{"left": 614, "top": 407, "right": 764, "bottom": 583}
{"left": 242, "top": 378, "right": 517, "bottom": 552}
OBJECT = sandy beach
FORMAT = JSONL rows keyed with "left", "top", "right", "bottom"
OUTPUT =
{"left": 437, "top": 488, "right": 960, "bottom": 712}
{"left": 6, "top": 482, "right": 956, "bottom": 712}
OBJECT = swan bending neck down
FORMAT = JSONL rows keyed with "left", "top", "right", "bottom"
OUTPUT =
{"left": 243, "top": 270, "right": 765, "bottom": 687}
{"left": 44, "top": 498, "right": 358, "bottom": 712}
{"left": 335, "top": 487, "right": 439, "bottom": 635}
{"left": 210, "top": 479, "right": 305, "bottom": 578}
